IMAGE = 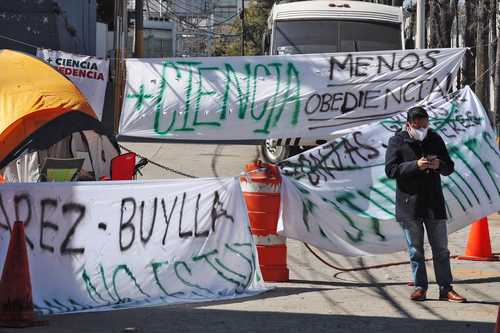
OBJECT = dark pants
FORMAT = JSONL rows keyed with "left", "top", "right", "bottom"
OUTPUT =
{"left": 400, "top": 219, "right": 453, "bottom": 294}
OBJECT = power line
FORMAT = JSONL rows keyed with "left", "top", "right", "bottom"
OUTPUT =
{"left": 0, "top": 33, "right": 39, "bottom": 50}
{"left": 164, "top": 0, "right": 238, "bottom": 26}
{"left": 147, "top": 0, "right": 217, "bottom": 19}
{"left": 172, "top": 0, "right": 238, "bottom": 25}
{"left": 172, "top": 0, "right": 212, "bottom": 14}
{"left": 164, "top": 7, "right": 240, "bottom": 36}
{"left": 156, "top": 0, "right": 207, "bottom": 15}
{"left": 143, "top": 0, "right": 241, "bottom": 56}
{"left": 211, "top": 12, "right": 240, "bottom": 27}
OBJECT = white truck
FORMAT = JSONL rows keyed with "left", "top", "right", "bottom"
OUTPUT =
{"left": 261, "top": 0, "right": 405, "bottom": 163}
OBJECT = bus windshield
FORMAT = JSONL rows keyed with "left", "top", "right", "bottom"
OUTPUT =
{"left": 273, "top": 20, "right": 402, "bottom": 55}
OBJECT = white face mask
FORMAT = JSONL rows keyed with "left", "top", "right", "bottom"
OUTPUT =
{"left": 408, "top": 126, "right": 428, "bottom": 141}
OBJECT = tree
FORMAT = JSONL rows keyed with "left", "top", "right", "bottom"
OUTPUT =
{"left": 490, "top": 0, "right": 497, "bottom": 79}
{"left": 463, "top": 0, "right": 478, "bottom": 89}
{"left": 212, "top": 1, "right": 272, "bottom": 56}
{"left": 475, "top": 0, "right": 491, "bottom": 119}
{"left": 428, "top": 0, "right": 456, "bottom": 48}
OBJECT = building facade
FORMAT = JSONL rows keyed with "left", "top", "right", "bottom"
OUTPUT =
{"left": 0, "top": 0, "right": 96, "bottom": 55}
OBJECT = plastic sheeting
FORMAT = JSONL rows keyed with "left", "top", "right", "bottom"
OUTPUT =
{"left": 0, "top": 177, "right": 265, "bottom": 314}
{"left": 278, "top": 87, "right": 500, "bottom": 255}
{"left": 118, "top": 48, "right": 465, "bottom": 142}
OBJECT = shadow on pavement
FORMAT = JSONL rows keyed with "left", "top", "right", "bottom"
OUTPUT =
{"left": 4, "top": 307, "right": 494, "bottom": 333}
{"left": 165, "top": 287, "right": 332, "bottom": 309}
{"left": 288, "top": 274, "right": 500, "bottom": 288}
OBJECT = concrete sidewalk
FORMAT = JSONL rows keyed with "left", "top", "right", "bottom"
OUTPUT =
{"left": 4, "top": 214, "right": 499, "bottom": 333}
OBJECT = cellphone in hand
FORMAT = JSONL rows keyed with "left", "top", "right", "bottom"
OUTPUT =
{"left": 426, "top": 155, "right": 437, "bottom": 161}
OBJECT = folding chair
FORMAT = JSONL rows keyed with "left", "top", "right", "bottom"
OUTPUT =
{"left": 39, "top": 158, "right": 84, "bottom": 182}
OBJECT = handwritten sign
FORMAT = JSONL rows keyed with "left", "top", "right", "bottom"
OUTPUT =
{"left": 37, "top": 48, "right": 110, "bottom": 120}
{"left": 0, "top": 178, "right": 264, "bottom": 314}
{"left": 278, "top": 87, "right": 500, "bottom": 256}
{"left": 118, "top": 48, "right": 465, "bottom": 141}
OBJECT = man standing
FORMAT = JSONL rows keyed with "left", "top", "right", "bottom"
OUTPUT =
{"left": 385, "top": 106, "right": 466, "bottom": 302}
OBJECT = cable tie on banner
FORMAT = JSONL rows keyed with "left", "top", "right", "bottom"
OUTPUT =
{"left": 245, "top": 168, "right": 268, "bottom": 174}
{"left": 240, "top": 171, "right": 251, "bottom": 183}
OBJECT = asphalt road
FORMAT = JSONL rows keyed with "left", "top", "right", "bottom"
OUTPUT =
{"left": 2, "top": 142, "right": 499, "bottom": 333}
{"left": 121, "top": 142, "right": 261, "bottom": 180}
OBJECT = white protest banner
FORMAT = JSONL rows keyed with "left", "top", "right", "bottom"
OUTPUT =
{"left": 0, "top": 178, "right": 264, "bottom": 314}
{"left": 36, "top": 48, "right": 109, "bottom": 120}
{"left": 278, "top": 87, "right": 500, "bottom": 256}
{"left": 119, "top": 48, "right": 465, "bottom": 142}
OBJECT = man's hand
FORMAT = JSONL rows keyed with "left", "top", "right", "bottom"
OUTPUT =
{"left": 429, "top": 158, "right": 440, "bottom": 170}
{"left": 417, "top": 157, "right": 430, "bottom": 170}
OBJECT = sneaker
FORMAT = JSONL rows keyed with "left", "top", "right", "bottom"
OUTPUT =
{"left": 410, "top": 288, "right": 427, "bottom": 301}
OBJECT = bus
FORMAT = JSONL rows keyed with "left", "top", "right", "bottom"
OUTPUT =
{"left": 261, "top": 0, "right": 406, "bottom": 163}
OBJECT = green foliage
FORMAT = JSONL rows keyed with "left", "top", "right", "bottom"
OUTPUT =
{"left": 212, "top": 1, "right": 272, "bottom": 56}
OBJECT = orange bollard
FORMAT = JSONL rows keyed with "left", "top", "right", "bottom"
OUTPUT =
{"left": 240, "top": 160, "right": 289, "bottom": 282}
{"left": 457, "top": 217, "right": 499, "bottom": 261}
{"left": 0, "top": 221, "right": 47, "bottom": 327}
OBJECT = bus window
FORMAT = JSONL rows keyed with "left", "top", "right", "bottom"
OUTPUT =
{"left": 273, "top": 20, "right": 339, "bottom": 55}
{"left": 273, "top": 20, "right": 402, "bottom": 55}
{"left": 340, "top": 21, "right": 402, "bottom": 52}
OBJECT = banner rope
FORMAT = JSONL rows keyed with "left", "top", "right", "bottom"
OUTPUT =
{"left": 303, "top": 242, "right": 500, "bottom": 273}
{"left": 119, "top": 144, "right": 199, "bottom": 179}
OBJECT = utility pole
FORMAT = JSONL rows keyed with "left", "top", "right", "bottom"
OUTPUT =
{"left": 112, "top": 0, "right": 128, "bottom": 133}
{"left": 135, "top": 0, "right": 145, "bottom": 57}
{"left": 240, "top": 0, "right": 245, "bottom": 56}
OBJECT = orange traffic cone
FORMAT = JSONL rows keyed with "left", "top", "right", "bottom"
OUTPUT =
{"left": 0, "top": 221, "right": 46, "bottom": 327}
{"left": 457, "top": 217, "right": 499, "bottom": 261}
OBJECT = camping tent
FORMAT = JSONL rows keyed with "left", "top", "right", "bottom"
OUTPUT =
{"left": 0, "top": 49, "right": 118, "bottom": 182}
